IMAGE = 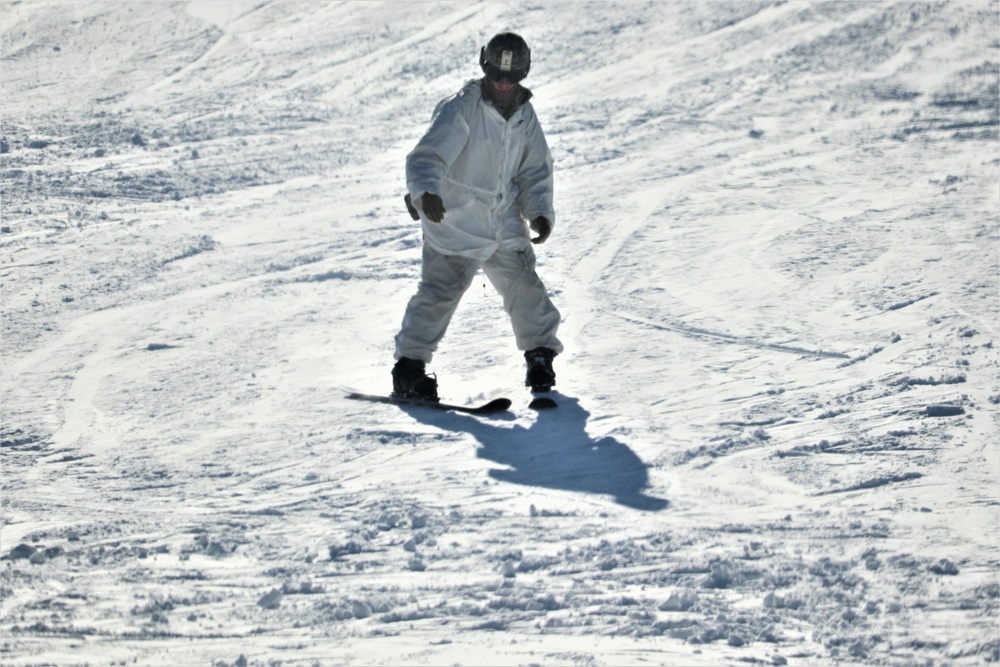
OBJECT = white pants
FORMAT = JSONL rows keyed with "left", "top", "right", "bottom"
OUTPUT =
{"left": 395, "top": 243, "right": 563, "bottom": 363}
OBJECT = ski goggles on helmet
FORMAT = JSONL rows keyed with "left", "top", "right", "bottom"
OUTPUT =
{"left": 483, "top": 62, "right": 528, "bottom": 84}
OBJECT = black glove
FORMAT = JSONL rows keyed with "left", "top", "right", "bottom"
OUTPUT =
{"left": 403, "top": 193, "right": 420, "bottom": 221}
{"left": 420, "top": 193, "right": 446, "bottom": 223}
{"left": 530, "top": 216, "right": 551, "bottom": 244}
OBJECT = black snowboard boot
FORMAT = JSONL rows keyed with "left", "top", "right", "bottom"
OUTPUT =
{"left": 392, "top": 357, "right": 439, "bottom": 401}
{"left": 524, "top": 347, "right": 557, "bottom": 392}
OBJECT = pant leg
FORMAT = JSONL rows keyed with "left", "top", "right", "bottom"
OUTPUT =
{"left": 394, "top": 244, "right": 481, "bottom": 363}
{"left": 481, "top": 244, "right": 564, "bottom": 354}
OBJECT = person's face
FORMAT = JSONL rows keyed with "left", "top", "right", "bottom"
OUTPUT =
{"left": 489, "top": 76, "right": 517, "bottom": 97}
{"left": 483, "top": 59, "right": 527, "bottom": 97}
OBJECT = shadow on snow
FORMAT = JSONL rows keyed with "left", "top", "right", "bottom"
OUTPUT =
{"left": 406, "top": 393, "right": 668, "bottom": 511}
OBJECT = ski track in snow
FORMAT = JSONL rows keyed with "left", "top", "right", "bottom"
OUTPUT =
{"left": 1, "top": 1, "right": 998, "bottom": 666}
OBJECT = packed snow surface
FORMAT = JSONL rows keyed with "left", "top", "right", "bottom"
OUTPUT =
{"left": 2, "top": 1, "right": 998, "bottom": 666}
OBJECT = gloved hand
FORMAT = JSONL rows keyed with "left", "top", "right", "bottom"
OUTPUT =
{"left": 420, "top": 193, "right": 446, "bottom": 223}
{"left": 403, "top": 193, "right": 420, "bottom": 221}
{"left": 530, "top": 216, "right": 551, "bottom": 244}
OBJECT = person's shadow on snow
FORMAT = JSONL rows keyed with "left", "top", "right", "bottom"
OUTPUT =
{"left": 406, "top": 393, "right": 668, "bottom": 511}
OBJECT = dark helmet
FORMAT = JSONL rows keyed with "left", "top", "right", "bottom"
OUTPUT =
{"left": 480, "top": 32, "right": 531, "bottom": 83}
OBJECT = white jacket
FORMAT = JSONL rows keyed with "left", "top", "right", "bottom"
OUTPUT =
{"left": 406, "top": 80, "right": 555, "bottom": 261}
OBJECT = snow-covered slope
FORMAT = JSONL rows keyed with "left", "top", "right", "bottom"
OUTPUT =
{"left": 2, "top": 2, "right": 998, "bottom": 665}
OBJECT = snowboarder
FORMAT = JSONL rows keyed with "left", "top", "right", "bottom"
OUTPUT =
{"left": 392, "top": 32, "right": 563, "bottom": 401}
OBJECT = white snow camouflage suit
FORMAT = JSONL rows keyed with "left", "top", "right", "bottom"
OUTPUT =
{"left": 394, "top": 79, "right": 563, "bottom": 363}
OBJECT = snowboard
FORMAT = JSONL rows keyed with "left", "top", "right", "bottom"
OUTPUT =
{"left": 345, "top": 390, "right": 512, "bottom": 415}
